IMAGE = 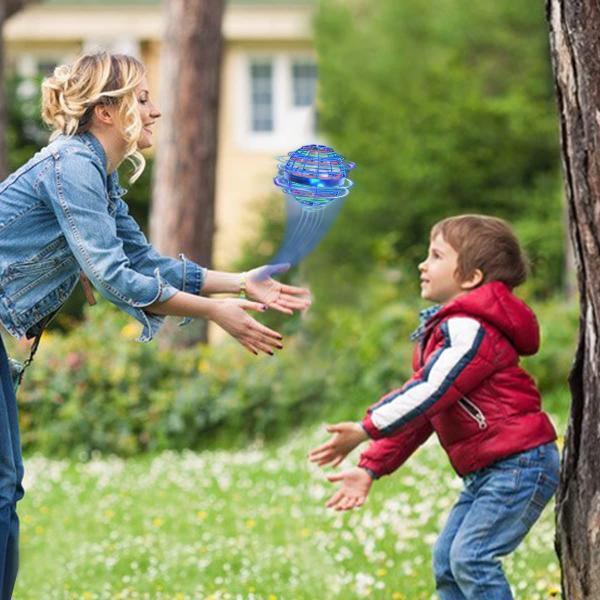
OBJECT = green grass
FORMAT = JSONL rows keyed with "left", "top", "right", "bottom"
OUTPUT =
{"left": 13, "top": 420, "right": 565, "bottom": 600}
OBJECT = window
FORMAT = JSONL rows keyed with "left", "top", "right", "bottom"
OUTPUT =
{"left": 292, "top": 61, "right": 317, "bottom": 107}
{"left": 250, "top": 59, "right": 274, "bottom": 132}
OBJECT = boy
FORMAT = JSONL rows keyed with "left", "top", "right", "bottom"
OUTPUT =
{"left": 309, "top": 215, "right": 559, "bottom": 600}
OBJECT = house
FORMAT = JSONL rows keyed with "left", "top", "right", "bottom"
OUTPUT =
{"left": 4, "top": 0, "right": 319, "bottom": 268}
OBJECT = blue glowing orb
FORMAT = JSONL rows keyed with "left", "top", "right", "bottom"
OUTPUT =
{"left": 273, "top": 145, "right": 355, "bottom": 209}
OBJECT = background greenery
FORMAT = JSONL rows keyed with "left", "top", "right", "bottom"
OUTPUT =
{"left": 4, "top": 0, "right": 573, "bottom": 455}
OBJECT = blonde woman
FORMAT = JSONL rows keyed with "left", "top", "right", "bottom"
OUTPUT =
{"left": 0, "top": 51, "right": 309, "bottom": 597}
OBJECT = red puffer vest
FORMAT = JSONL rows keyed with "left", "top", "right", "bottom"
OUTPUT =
{"left": 359, "top": 281, "right": 557, "bottom": 477}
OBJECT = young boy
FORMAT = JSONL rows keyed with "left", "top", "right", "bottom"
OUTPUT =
{"left": 309, "top": 214, "right": 559, "bottom": 600}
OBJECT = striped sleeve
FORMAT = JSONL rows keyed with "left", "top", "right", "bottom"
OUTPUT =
{"left": 362, "top": 317, "right": 493, "bottom": 439}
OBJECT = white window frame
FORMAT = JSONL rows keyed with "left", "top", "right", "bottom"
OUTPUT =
{"left": 234, "top": 51, "right": 322, "bottom": 152}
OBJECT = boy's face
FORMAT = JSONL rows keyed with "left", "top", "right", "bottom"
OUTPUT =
{"left": 419, "top": 234, "right": 467, "bottom": 304}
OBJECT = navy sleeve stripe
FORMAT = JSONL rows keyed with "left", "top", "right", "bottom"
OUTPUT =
{"left": 370, "top": 317, "right": 485, "bottom": 435}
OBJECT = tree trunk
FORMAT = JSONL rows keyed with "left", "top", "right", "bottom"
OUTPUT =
{"left": 0, "top": 0, "right": 30, "bottom": 179}
{"left": 149, "top": 0, "right": 224, "bottom": 346}
{"left": 546, "top": 1, "right": 600, "bottom": 597}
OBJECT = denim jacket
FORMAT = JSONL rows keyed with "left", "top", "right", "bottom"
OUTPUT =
{"left": 0, "top": 132, "right": 205, "bottom": 342}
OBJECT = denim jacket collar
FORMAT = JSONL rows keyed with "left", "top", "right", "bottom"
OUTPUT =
{"left": 77, "top": 132, "right": 124, "bottom": 197}
{"left": 79, "top": 131, "right": 107, "bottom": 171}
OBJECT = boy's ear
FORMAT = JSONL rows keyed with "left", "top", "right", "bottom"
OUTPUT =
{"left": 460, "top": 269, "right": 484, "bottom": 291}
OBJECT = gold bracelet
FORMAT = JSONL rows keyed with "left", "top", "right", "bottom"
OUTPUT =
{"left": 239, "top": 272, "right": 247, "bottom": 299}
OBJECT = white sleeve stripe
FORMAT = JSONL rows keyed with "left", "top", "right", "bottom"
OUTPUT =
{"left": 370, "top": 317, "right": 485, "bottom": 433}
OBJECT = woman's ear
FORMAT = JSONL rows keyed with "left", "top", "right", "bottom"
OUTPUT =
{"left": 93, "top": 103, "right": 116, "bottom": 126}
{"left": 460, "top": 268, "right": 484, "bottom": 291}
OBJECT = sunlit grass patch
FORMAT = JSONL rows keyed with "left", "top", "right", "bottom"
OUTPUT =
{"left": 14, "top": 422, "right": 563, "bottom": 599}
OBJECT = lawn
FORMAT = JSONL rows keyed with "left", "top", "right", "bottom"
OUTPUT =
{"left": 13, "top": 422, "right": 563, "bottom": 600}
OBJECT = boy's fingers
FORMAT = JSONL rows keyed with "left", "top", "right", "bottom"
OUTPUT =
{"left": 331, "top": 456, "right": 344, "bottom": 468}
{"left": 326, "top": 472, "right": 345, "bottom": 483}
{"left": 326, "top": 490, "right": 344, "bottom": 508}
{"left": 308, "top": 442, "right": 331, "bottom": 457}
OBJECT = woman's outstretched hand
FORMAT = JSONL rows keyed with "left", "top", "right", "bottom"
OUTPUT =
{"left": 209, "top": 298, "right": 283, "bottom": 355}
{"left": 308, "top": 422, "right": 369, "bottom": 467}
{"left": 246, "top": 264, "right": 311, "bottom": 315}
{"left": 325, "top": 467, "right": 373, "bottom": 511}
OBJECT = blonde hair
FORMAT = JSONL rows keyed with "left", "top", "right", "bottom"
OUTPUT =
{"left": 41, "top": 51, "right": 146, "bottom": 182}
{"left": 431, "top": 214, "right": 530, "bottom": 289}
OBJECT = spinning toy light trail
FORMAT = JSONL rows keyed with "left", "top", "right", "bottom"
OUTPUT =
{"left": 269, "top": 144, "right": 356, "bottom": 269}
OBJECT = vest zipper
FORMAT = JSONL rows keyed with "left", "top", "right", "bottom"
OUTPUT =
{"left": 458, "top": 397, "right": 487, "bottom": 430}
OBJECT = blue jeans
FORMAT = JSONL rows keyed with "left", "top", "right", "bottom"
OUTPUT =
{"left": 0, "top": 335, "right": 24, "bottom": 599}
{"left": 433, "top": 442, "right": 560, "bottom": 600}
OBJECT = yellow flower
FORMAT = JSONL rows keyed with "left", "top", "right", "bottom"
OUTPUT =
{"left": 548, "top": 585, "right": 561, "bottom": 597}
{"left": 197, "top": 359, "right": 210, "bottom": 373}
{"left": 196, "top": 510, "right": 208, "bottom": 520}
{"left": 376, "top": 568, "right": 387, "bottom": 577}
{"left": 152, "top": 517, "right": 163, "bottom": 527}
{"left": 391, "top": 594, "right": 405, "bottom": 600}
{"left": 300, "top": 528, "right": 311, "bottom": 538}
{"left": 175, "top": 594, "right": 185, "bottom": 600}
{"left": 82, "top": 593, "right": 94, "bottom": 600}
{"left": 120, "top": 322, "right": 140, "bottom": 340}
{"left": 245, "top": 519, "right": 256, "bottom": 529}
{"left": 268, "top": 596, "right": 277, "bottom": 600}
{"left": 556, "top": 436, "right": 564, "bottom": 451}
{"left": 104, "top": 510, "right": 115, "bottom": 519}
{"left": 34, "top": 526, "right": 44, "bottom": 535}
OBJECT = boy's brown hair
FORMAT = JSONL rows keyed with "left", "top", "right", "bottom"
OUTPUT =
{"left": 431, "top": 214, "right": 529, "bottom": 289}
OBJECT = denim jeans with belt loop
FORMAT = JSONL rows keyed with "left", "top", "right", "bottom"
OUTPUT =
{"left": 432, "top": 442, "right": 560, "bottom": 600}
{"left": 0, "top": 334, "right": 24, "bottom": 599}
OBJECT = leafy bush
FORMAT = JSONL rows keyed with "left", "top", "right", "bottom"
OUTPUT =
{"left": 11, "top": 279, "right": 577, "bottom": 457}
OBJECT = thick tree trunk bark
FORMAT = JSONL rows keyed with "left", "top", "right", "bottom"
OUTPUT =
{"left": 149, "top": 0, "right": 225, "bottom": 346}
{"left": 546, "top": 1, "right": 600, "bottom": 597}
{"left": 0, "top": 0, "right": 29, "bottom": 179}
{"left": 0, "top": 1, "right": 10, "bottom": 180}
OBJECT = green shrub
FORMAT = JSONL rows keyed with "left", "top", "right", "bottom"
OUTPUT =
{"left": 12, "top": 284, "right": 577, "bottom": 457}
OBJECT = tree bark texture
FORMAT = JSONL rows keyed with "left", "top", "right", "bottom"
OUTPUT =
{"left": 547, "top": 1, "right": 600, "bottom": 597}
{"left": 150, "top": 0, "right": 224, "bottom": 269}
{"left": 0, "top": 0, "right": 29, "bottom": 179}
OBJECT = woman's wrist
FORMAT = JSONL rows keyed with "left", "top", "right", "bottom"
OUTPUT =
{"left": 202, "top": 270, "right": 247, "bottom": 295}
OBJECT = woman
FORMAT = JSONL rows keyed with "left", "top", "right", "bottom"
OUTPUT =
{"left": 0, "top": 51, "right": 309, "bottom": 597}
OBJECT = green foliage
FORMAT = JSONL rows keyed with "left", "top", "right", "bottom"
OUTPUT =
{"left": 289, "top": 0, "right": 564, "bottom": 301}
{"left": 14, "top": 281, "right": 576, "bottom": 457}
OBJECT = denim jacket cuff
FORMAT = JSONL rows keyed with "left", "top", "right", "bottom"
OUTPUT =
{"left": 178, "top": 255, "right": 205, "bottom": 327}
{"left": 131, "top": 268, "right": 179, "bottom": 342}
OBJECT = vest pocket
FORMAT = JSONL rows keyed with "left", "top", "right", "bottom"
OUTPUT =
{"left": 458, "top": 397, "right": 487, "bottom": 430}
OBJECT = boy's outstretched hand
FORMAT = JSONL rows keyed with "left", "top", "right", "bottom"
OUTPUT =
{"left": 325, "top": 467, "right": 373, "bottom": 511}
{"left": 308, "top": 422, "right": 369, "bottom": 467}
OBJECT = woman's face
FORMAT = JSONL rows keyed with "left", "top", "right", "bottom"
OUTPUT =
{"left": 135, "top": 77, "right": 161, "bottom": 150}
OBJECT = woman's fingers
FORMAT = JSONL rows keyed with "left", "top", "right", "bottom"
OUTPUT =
{"left": 280, "top": 283, "right": 310, "bottom": 295}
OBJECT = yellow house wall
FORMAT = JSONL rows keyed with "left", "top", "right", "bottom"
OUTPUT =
{"left": 4, "top": 3, "right": 316, "bottom": 272}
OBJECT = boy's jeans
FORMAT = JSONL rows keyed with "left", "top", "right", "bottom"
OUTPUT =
{"left": 433, "top": 442, "right": 560, "bottom": 600}
{"left": 0, "top": 335, "right": 24, "bottom": 600}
